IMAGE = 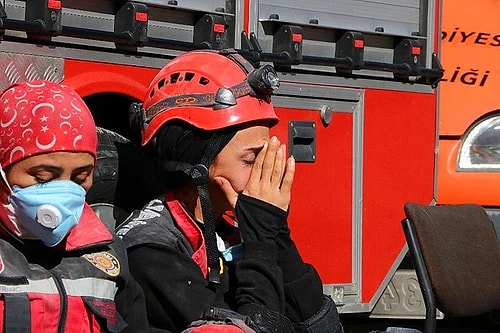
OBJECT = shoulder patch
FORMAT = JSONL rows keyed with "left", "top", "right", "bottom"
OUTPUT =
{"left": 83, "top": 252, "right": 120, "bottom": 277}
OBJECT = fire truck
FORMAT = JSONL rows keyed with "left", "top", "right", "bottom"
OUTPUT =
{"left": 0, "top": 0, "right": 443, "bottom": 321}
{"left": 437, "top": 0, "right": 500, "bottom": 236}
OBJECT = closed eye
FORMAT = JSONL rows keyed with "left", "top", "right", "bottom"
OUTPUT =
{"left": 244, "top": 146, "right": 264, "bottom": 162}
{"left": 243, "top": 158, "right": 256, "bottom": 166}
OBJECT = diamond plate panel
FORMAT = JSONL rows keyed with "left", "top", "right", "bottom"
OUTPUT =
{"left": 0, "top": 53, "right": 64, "bottom": 91}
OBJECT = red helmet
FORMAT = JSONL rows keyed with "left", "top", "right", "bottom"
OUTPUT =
{"left": 140, "top": 49, "right": 279, "bottom": 145}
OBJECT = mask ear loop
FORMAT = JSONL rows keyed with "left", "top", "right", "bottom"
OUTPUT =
{"left": 0, "top": 164, "right": 25, "bottom": 245}
{"left": 0, "top": 164, "right": 13, "bottom": 195}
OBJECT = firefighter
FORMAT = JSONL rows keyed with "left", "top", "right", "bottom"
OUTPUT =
{"left": 116, "top": 49, "right": 343, "bottom": 333}
{"left": 0, "top": 80, "right": 161, "bottom": 333}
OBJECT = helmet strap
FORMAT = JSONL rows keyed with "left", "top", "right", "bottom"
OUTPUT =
{"left": 144, "top": 80, "right": 253, "bottom": 124}
{"left": 194, "top": 132, "right": 234, "bottom": 284}
{"left": 196, "top": 181, "right": 221, "bottom": 284}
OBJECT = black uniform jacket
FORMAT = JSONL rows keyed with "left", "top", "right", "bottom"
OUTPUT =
{"left": 117, "top": 192, "right": 339, "bottom": 333}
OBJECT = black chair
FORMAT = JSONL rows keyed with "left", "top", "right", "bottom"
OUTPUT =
{"left": 402, "top": 202, "right": 500, "bottom": 333}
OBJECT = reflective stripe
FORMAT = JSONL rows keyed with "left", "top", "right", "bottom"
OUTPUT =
{"left": 0, "top": 277, "right": 116, "bottom": 300}
{"left": 62, "top": 278, "right": 117, "bottom": 300}
{"left": 0, "top": 278, "right": 58, "bottom": 294}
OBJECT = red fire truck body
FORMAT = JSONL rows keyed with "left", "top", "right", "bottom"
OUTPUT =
{"left": 0, "top": 0, "right": 442, "bottom": 318}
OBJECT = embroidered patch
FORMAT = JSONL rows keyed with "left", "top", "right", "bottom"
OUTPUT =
{"left": 83, "top": 252, "right": 120, "bottom": 277}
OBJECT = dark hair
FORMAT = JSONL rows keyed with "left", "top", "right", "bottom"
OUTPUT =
{"left": 149, "top": 120, "right": 236, "bottom": 188}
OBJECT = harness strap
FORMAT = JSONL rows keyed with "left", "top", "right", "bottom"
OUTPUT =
{"left": 3, "top": 293, "right": 31, "bottom": 332}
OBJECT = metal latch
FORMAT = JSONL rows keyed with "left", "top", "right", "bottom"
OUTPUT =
{"left": 288, "top": 121, "right": 316, "bottom": 162}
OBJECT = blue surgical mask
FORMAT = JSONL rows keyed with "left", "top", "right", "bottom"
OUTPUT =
{"left": 9, "top": 180, "right": 86, "bottom": 247}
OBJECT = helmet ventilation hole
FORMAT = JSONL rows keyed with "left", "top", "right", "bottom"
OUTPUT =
{"left": 157, "top": 78, "right": 166, "bottom": 89}
{"left": 170, "top": 73, "right": 180, "bottom": 84}
{"left": 199, "top": 76, "right": 210, "bottom": 85}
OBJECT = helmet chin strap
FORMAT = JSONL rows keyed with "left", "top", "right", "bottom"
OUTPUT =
{"left": 191, "top": 164, "right": 221, "bottom": 284}
{"left": 157, "top": 132, "right": 232, "bottom": 284}
{"left": 195, "top": 132, "right": 235, "bottom": 284}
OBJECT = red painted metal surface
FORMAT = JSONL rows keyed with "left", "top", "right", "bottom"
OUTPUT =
{"left": 63, "top": 59, "right": 157, "bottom": 100}
{"left": 272, "top": 88, "right": 437, "bottom": 303}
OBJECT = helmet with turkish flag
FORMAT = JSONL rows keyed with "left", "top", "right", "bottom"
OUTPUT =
{"left": 139, "top": 49, "right": 280, "bottom": 145}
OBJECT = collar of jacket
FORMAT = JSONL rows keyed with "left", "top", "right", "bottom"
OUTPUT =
{"left": 59, "top": 203, "right": 113, "bottom": 251}
{"left": 165, "top": 190, "right": 208, "bottom": 277}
